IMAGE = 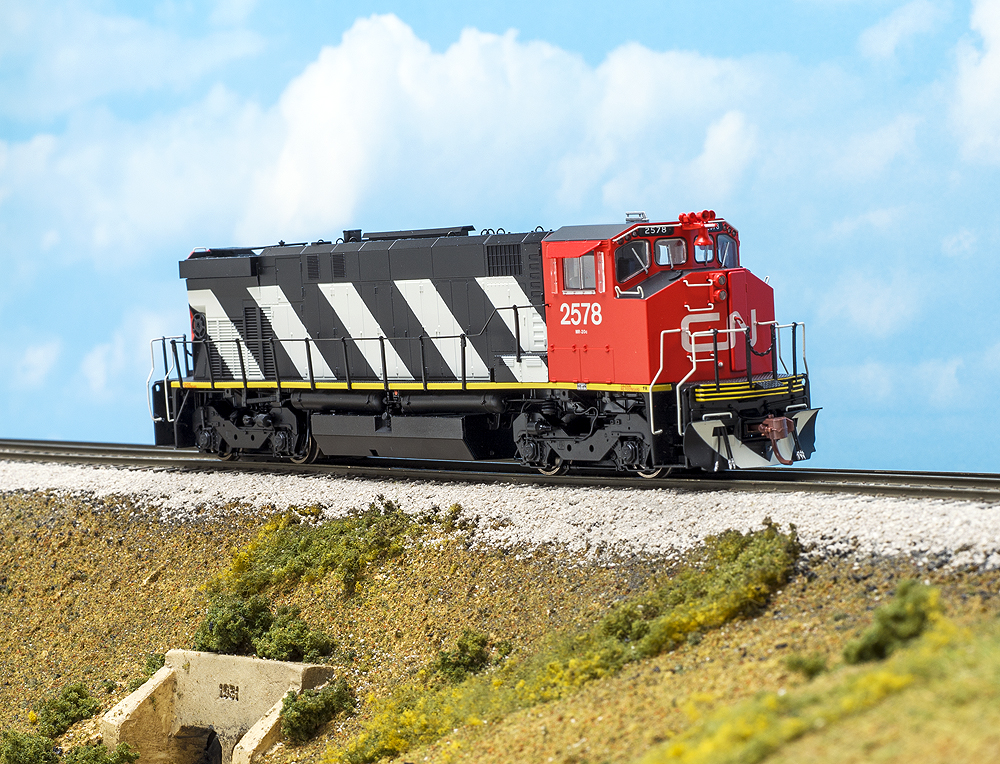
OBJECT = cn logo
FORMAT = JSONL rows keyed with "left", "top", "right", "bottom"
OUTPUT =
{"left": 680, "top": 313, "right": 728, "bottom": 353}
{"left": 680, "top": 310, "right": 758, "bottom": 353}
{"left": 729, "top": 309, "right": 758, "bottom": 346}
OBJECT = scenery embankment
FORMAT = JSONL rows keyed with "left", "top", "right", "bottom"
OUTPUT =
{"left": 1, "top": 460, "right": 999, "bottom": 763}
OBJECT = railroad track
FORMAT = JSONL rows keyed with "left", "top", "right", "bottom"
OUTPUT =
{"left": 1, "top": 439, "right": 999, "bottom": 503}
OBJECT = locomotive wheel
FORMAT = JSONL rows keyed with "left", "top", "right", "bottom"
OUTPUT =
{"left": 217, "top": 442, "right": 238, "bottom": 461}
{"left": 537, "top": 457, "right": 568, "bottom": 477}
{"left": 289, "top": 437, "right": 320, "bottom": 465}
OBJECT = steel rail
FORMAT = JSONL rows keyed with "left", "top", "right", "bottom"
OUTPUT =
{"left": 1, "top": 439, "right": 999, "bottom": 503}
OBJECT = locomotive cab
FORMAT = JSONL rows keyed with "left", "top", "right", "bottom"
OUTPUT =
{"left": 539, "top": 210, "right": 817, "bottom": 472}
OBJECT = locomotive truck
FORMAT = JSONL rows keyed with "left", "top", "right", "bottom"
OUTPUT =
{"left": 148, "top": 211, "right": 818, "bottom": 475}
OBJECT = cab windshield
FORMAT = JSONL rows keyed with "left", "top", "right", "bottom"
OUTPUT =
{"left": 655, "top": 238, "right": 687, "bottom": 268}
{"left": 717, "top": 234, "right": 738, "bottom": 267}
{"left": 615, "top": 240, "right": 649, "bottom": 282}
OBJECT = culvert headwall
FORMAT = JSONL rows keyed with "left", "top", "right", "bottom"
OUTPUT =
{"left": 101, "top": 649, "right": 336, "bottom": 764}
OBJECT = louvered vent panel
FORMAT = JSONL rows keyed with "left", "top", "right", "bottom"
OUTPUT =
{"left": 331, "top": 253, "right": 347, "bottom": 279}
{"left": 306, "top": 255, "right": 321, "bottom": 281}
{"left": 259, "top": 307, "right": 277, "bottom": 380}
{"left": 526, "top": 244, "right": 544, "bottom": 306}
{"left": 486, "top": 244, "right": 522, "bottom": 276}
{"left": 207, "top": 319, "right": 243, "bottom": 379}
{"left": 243, "top": 306, "right": 276, "bottom": 380}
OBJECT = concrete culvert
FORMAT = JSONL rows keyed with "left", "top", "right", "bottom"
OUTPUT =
{"left": 195, "top": 729, "right": 222, "bottom": 764}
{"left": 101, "top": 649, "right": 335, "bottom": 764}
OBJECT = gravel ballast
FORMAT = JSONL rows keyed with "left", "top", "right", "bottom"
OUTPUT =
{"left": 1, "top": 460, "right": 999, "bottom": 569}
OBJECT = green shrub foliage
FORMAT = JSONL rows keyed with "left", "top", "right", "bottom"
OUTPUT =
{"left": 193, "top": 499, "right": 411, "bottom": 661}
{"left": 253, "top": 605, "right": 336, "bottom": 662}
{"left": 432, "top": 629, "right": 493, "bottom": 683}
{"left": 193, "top": 595, "right": 334, "bottom": 662}
{"left": 127, "top": 652, "right": 167, "bottom": 692}
{"left": 598, "top": 520, "right": 801, "bottom": 660}
{"left": 0, "top": 730, "right": 57, "bottom": 764}
{"left": 216, "top": 496, "right": 415, "bottom": 598}
{"left": 280, "top": 679, "right": 356, "bottom": 744}
{"left": 61, "top": 743, "right": 140, "bottom": 764}
{"left": 784, "top": 652, "right": 828, "bottom": 679}
{"left": 35, "top": 682, "right": 100, "bottom": 739}
{"left": 844, "top": 579, "right": 939, "bottom": 664}
{"left": 192, "top": 593, "right": 274, "bottom": 655}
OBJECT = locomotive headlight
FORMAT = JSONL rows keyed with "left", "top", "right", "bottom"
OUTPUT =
{"left": 716, "top": 289, "right": 728, "bottom": 301}
{"left": 715, "top": 273, "right": 727, "bottom": 286}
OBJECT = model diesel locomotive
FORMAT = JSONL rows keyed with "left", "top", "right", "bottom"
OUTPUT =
{"left": 149, "top": 211, "right": 818, "bottom": 474}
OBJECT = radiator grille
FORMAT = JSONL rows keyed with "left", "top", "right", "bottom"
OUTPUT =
{"left": 331, "top": 253, "right": 346, "bottom": 279}
{"left": 306, "top": 255, "right": 321, "bottom": 281}
{"left": 486, "top": 244, "right": 522, "bottom": 276}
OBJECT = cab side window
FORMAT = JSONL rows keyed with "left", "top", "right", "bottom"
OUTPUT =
{"left": 562, "top": 252, "right": 596, "bottom": 291}
{"left": 655, "top": 238, "right": 687, "bottom": 267}
{"left": 694, "top": 239, "right": 714, "bottom": 264}
{"left": 717, "top": 234, "right": 738, "bottom": 268}
{"left": 615, "top": 240, "right": 649, "bottom": 283}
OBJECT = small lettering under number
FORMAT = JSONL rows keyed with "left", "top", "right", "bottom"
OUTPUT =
{"left": 219, "top": 683, "right": 239, "bottom": 701}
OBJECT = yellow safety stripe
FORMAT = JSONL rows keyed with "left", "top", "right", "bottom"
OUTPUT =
{"left": 169, "top": 380, "right": 672, "bottom": 393}
{"left": 692, "top": 376, "right": 806, "bottom": 403}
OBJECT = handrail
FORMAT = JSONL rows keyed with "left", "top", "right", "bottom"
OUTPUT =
{"left": 649, "top": 320, "right": 810, "bottom": 439}
{"left": 648, "top": 329, "right": 682, "bottom": 436}
{"left": 614, "top": 285, "right": 644, "bottom": 298}
{"left": 175, "top": 301, "right": 547, "bottom": 386}
{"left": 147, "top": 335, "right": 187, "bottom": 422}
{"left": 157, "top": 314, "right": 809, "bottom": 446}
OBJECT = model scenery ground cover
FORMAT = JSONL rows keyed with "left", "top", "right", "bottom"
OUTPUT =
{"left": 1, "top": 491, "right": 998, "bottom": 764}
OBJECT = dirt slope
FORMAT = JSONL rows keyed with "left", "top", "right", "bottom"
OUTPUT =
{"left": 1, "top": 491, "right": 998, "bottom": 764}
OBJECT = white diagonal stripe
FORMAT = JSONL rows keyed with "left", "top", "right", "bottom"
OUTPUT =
{"left": 395, "top": 279, "right": 489, "bottom": 379}
{"left": 187, "top": 288, "right": 263, "bottom": 379}
{"left": 475, "top": 276, "right": 547, "bottom": 352}
{"left": 247, "top": 285, "right": 336, "bottom": 380}
{"left": 498, "top": 354, "right": 549, "bottom": 383}
{"left": 316, "top": 283, "right": 413, "bottom": 379}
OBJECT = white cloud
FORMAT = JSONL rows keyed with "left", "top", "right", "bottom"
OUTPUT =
{"left": 832, "top": 356, "right": 964, "bottom": 410}
{"left": 818, "top": 271, "right": 921, "bottom": 337}
{"left": 858, "top": 0, "right": 945, "bottom": 60}
{"left": 685, "top": 111, "right": 759, "bottom": 199}
{"left": 915, "top": 357, "right": 963, "bottom": 403}
{"left": 828, "top": 206, "right": 906, "bottom": 237}
{"left": 238, "top": 15, "right": 764, "bottom": 240}
{"left": 80, "top": 310, "right": 177, "bottom": 399}
{"left": 40, "top": 229, "right": 60, "bottom": 250}
{"left": 942, "top": 227, "right": 977, "bottom": 257}
{"left": 842, "top": 360, "right": 895, "bottom": 401}
{"left": 0, "top": 2, "right": 263, "bottom": 120}
{"left": 953, "top": 0, "right": 1000, "bottom": 163}
{"left": 14, "top": 340, "right": 61, "bottom": 388}
{"left": 834, "top": 115, "right": 919, "bottom": 180}
{"left": 0, "top": 11, "right": 948, "bottom": 284}
{"left": 984, "top": 340, "right": 1000, "bottom": 371}
{"left": 2, "top": 86, "right": 278, "bottom": 264}
{"left": 211, "top": 0, "right": 258, "bottom": 26}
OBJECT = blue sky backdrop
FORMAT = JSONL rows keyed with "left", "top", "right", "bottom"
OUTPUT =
{"left": 1, "top": 0, "right": 999, "bottom": 471}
